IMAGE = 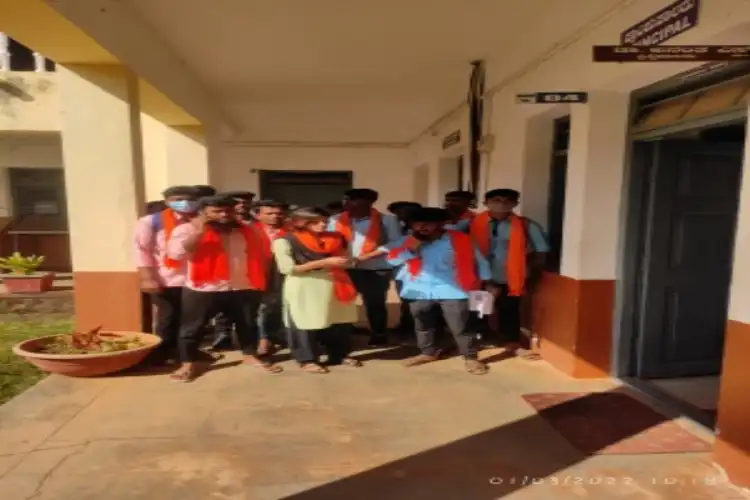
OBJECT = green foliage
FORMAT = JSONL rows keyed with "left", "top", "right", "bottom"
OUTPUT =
{"left": 0, "top": 252, "right": 45, "bottom": 275}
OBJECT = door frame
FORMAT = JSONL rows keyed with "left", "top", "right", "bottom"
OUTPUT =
{"left": 614, "top": 116, "right": 749, "bottom": 380}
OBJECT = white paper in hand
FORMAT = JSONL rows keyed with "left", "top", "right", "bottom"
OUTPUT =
{"left": 469, "top": 291, "right": 494, "bottom": 318}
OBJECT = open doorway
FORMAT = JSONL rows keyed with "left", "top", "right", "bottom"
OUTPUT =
{"left": 627, "top": 122, "right": 746, "bottom": 428}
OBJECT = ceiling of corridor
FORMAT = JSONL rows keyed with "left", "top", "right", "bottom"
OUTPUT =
{"left": 120, "top": 0, "right": 627, "bottom": 141}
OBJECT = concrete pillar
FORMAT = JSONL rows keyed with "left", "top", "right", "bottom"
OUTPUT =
{"left": 0, "top": 167, "right": 11, "bottom": 217}
{"left": 561, "top": 91, "right": 629, "bottom": 280}
{"left": 532, "top": 91, "right": 630, "bottom": 378}
{"left": 714, "top": 103, "right": 750, "bottom": 486}
{"left": 58, "top": 64, "right": 145, "bottom": 332}
{"left": 141, "top": 117, "right": 210, "bottom": 200}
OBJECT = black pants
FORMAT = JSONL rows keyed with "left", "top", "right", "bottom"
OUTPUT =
{"left": 179, "top": 289, "right": 263, "bottom": 362}
{"left": 495, "top": 285, "right": 522, "bottom": 342}
{"left": 288, "top": 323, "right": 354, "bottom": 365}
{"left": 394, "top": 280, "right": 414, "bottom": 333}
{"left": 410, "top": 299, "right": 478, "bottom": 360}
{"left": 347, "top": 269, "right": 391, "bottom": 335}
{"left": 150, "top": 287, "right": 183, "bottom": 359}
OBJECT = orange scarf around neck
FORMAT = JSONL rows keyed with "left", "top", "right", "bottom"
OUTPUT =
{"left": 292, "top": 230, "right": 357, "bottom": 303}
{"left": 388, "top": 230, "right": 480, "bottom": 292}
{"left": 189, "top": 225, "right": 269, "bottom": 290}
{"left": 335, "top": 209, "right": 382, "bottom": 255}
{"left": 160, "top": 209, "right": 182, "bottom": 269}
{"left": 469, "top": 211, "right": 527, "bottom": 296}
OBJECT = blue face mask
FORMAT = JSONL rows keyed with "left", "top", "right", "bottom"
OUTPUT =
{"left": 167, "top": 200, "right": 198, "bottom": 213}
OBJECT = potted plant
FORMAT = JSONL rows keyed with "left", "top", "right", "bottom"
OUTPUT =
{"left": 13, "top": 326, "right": 162, "bottom": 377}
{"left": 0, "top": 252, "right": 55, "bottom": 294}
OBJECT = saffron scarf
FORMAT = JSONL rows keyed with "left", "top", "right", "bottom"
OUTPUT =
{"left": 387, "top": 230, "right": 480, "bottom": 292}
{"left": 160, "top": 209, "right": 182, "bottom": 269}
{"left": 335, "top": 209, "right": 383, "bottom": 255}
{"left": 189, "top": 225, "right": 269, "bottom": 290}
{"left": 469, "top": 211, "right": 527, "bottom": 296}
{"left": 290, "top": 231, "right": 358, "bottom": 303}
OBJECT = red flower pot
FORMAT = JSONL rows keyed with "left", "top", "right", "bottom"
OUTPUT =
{"left": 2, "top": 272, "right": 55, "bottom": 294}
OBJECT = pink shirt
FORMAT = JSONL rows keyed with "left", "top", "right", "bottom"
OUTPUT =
{"left": 133, "top": 212, "right": 189, "bottom": 287}
{"left": 167, "top": 223, "right": 261, "bottom": 292}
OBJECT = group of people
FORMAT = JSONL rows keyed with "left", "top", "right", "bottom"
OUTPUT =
{"left": 134, "top": 183, "right": 550, "bottom": 382}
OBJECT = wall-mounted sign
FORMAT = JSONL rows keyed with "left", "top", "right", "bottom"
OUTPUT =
{"left": 516, "top": 92, "right": 588, "bottom": 104}
{"left": 593, "top": 45, "right": 750, "bottom": 62}
{"left": 442, "top": 130, "right": 461, "bottom": 149}
{"left": 620, "top": 0, "right": 700, "bottom": 46}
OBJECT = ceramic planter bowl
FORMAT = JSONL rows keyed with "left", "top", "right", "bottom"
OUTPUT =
{"left": 13, "top": 331, "right": 162, "bottom": 377}
{"left": 2, "top": 272, "right": 55, "bottom": 294}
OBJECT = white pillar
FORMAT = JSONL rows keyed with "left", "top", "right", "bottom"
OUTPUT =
{"left": 58, "top": 64, "right": 145, "bottom": 331}
{"left": 141, "top": 118, "right": 209, "bottom": 200}
{"left": 0, "top": 33, "right": 10, "bottom": 71}
{"left": 166, "top": 125, "right": 209, "bottom": 187}
{"left": 32, "top": 52, "right": 46, "bottom": 72}
{"left": 560, "top": 91, "right": 630, "bottom": 280}
{"left": 727, "top": 104, "right": 750, "bottom": 324}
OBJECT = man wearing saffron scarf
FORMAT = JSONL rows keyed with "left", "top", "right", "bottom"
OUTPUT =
{"left": 385, "top": 207, "right": 494, "bottom": 375}
{"left": 386, "top": 201, "right": 422, "bottom": 339}
{"left": 327, "top": 188, "right": 402, "bottom": 346}
{"left": 134, "top": 185, "right": 200, "bottom": 364}
{"left": 444, "top": 190, "right": 476, "bottom": 232}
{"left": 469, "top": 189, "right": 549, "bottom": 359}
{"left": 167, "top": 195, "right": 282, "bottom": 382}
{"left": 211, "top": 198, "right": 288, "bottom": 353}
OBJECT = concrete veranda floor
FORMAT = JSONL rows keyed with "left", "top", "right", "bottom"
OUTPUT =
{"left": 0, "top": 347, "right": 747, "bottom": 500}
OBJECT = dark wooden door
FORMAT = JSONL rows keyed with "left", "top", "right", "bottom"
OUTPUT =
{"left": 259, "top": 171, "right": 352, "bottom": 207}
{"left": 636, "top": 140, "right": 743, "bottom": 378}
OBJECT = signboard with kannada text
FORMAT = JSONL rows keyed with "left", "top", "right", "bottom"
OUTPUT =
{"left": 593, "top": 45, "right": 750, "bottom": 62}
{"left": 620, "top": 0, "right": 700, "bottom": 46}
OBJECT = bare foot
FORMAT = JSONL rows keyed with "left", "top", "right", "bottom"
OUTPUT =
{"left": 301, "top": 363, "right": 329, "bottom": 374}
{"left": 404, "top": 354, "right": 439, "bottom": 367}
{"left": 243, "top": 355, "right": 283, "bottom": 373}
{"left": 465, "top": 359, "right": 489, "bottom": 375}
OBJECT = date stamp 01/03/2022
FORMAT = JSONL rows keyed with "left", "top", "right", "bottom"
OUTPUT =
{"left": 487, "top": 475, "right": 725, "bottom": 487}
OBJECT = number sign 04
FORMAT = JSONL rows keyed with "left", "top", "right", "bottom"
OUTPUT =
{"left": 516, "top": 92, "right": 588, "bottom": 104}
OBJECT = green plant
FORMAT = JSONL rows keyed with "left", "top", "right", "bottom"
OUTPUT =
{"left": 0, "top": 252, "right": 45, "bottom": 275}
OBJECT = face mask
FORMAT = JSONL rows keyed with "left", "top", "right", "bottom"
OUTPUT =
{"left": 167, "top": 200, "right": 198, "bottom": 213}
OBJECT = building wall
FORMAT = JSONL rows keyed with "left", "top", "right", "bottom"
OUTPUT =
{"left": 217, "top": 144, "right": 413, "bottom": 211}
{"left": 0, "top": 72, "right": 59, "bottom": 131}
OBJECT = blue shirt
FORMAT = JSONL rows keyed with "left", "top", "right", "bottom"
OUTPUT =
{"left": 489, "top": 218, "right": 550, "bottom": 283}
{"left": 444, "top": 218, "right": 470, "bottom": 233}
{"left": 383, "top": 233, "right": 492, "bottom": 300}
{"left": 327, "top": 212, "right": 402, "bottom": 270}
